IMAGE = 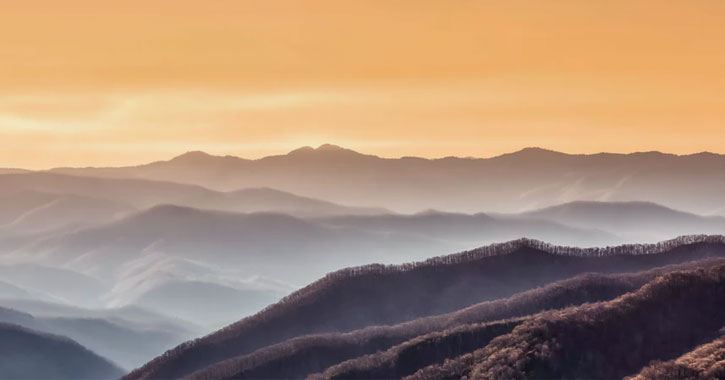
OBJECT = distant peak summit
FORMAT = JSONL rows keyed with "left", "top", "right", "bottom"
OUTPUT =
{"left": 168, "top": 151, "right": 247, "bottom": 164}
{"left": 493, "top": 147, "right": 569, "bottom": 161}
{"left": 287, "top": 146, "right": 315, "bottom": 155}
{"left": 316, "top": 143, "right": 346, "bottom": 151}
{"left": 171, "top": 151, "right": 214, "bottom": 162}
{"left": 287, "top": 144, "right": 363, "bottom": 157}
{"left": 515, "top": 147, "right": 563, "bottom": 155}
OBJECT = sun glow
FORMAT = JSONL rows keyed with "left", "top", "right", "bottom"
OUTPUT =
{"left": 1, "top": 0, "right": 724, "bottom": 168}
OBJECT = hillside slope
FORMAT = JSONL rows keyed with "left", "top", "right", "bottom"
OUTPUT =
{"left": 0, "top": 322, "right": 124, "bottom": 379}
{"left": 184, "top": 259, "right": 722, "bottom": 379}
{"left": 188, "top": 260, "right": 710, "bottom": 380}
{"left": 408, "top": 264, "right": 725, "bottom": 379}
{"left": 125, "top": 235, "right": 725, "bottom": 379}
{"left": 627, "top": 335, "right": 725, "bottom": 380}
{"left": 0, "top": 301, "right": 200, "bottom": 370}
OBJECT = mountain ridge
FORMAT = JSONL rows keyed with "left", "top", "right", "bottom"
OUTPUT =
{"left": 47, "top": 145, "right": 725, "bottom": 169}
{"left": 0, "top": 322, "right": 125, "bottom": 379}
{"left": 43, "top": 145, "right": 725, "bottom": 215}
{"left": 123, "top": 235, "right": 725, "bottom": 379}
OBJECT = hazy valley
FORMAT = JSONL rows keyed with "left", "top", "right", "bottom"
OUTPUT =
{"left": 1, "top": 147, "right": 724, "bottom": 379}
{"left": 4, "top": 1, "right": 725, "bottom": 378}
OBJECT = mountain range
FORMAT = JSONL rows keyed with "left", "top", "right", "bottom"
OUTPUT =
{"left": 2, "top": 146, "right": 725, "bottom": 378}
{"left": 1, "top": 168, "right": 723, "bottom": 332}
{"left": 48, "top": 144, "right": 725, "bottom": 215}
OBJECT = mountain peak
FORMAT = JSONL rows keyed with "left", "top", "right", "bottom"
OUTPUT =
{"left": 516, "top": 147, "right": 565, "bottom": 155}
{"left": 316, "top": 143, "right": 346, "bottom": 151}
{"left": 287, "top": 146, "right": 315, "bottom": 155}
{"left": 167, "top": 151, "right": 248, "bottom": 165}
{"left": 287, "top": 144, "right": 363, "bottom": 157}
{"left": 492, "top": 147, "right": 569, "bottom": 161}
{"left": 171, "top": 151, "right": 215, "bottom": 162}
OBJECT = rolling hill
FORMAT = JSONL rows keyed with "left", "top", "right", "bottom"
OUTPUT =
{"left": 0, "top": 281, "right": 38, "bottom": 301}
{"left": 130, "top": 280, "right": 281, "bottom": 329}
{"left": 0, "top": 264, "right": 108, "bottom": 308}
{"left": 0, "top": 300, "right": 201, "bottom": 370}
{"left": 0, "top": 305, "right": 196, "bottom": 371}
{"left": 0, "top": 172, "right": 386, "bottom": 219}
{"left": 9, "top": 204, "right": 616, "bottom": 286}
{"left": 316, "top": 211, "right": 617, "bottom": 247}
{"left": 2, "top": 194, "right": 135, "bottom": 233}
{"left": 520, "top": 200, "right": 725, "bottom": 242}
{"left": 0, "top": 322, "right": 124, "bottom": 379}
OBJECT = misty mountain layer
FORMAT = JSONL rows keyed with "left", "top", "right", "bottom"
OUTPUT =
{"left": 0, "top": 322, "right": 124, "bottom": 380}
{"left": 49, "top": 145, "right": 725, "bottom": 215}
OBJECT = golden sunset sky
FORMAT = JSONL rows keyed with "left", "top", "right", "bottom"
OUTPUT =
{"left": 1, "top": 0, "right": 724, "bottom": 168}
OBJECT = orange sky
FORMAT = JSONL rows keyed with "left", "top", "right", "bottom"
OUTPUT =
{"left": 1, "top": 0, "right": 724, "bottom": 169}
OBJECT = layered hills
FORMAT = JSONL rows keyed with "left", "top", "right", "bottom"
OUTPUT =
{"left": 49, "top": 145, "right": 725, "bottom": 215}
{"left": 124, "top": 236, "right": 725, "bottom": 379}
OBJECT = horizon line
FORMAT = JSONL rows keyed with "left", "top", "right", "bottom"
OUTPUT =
{"left": 5, "top": 144, "right": 725, "bottom": 171}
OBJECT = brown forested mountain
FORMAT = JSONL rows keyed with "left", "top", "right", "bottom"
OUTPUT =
{"left": 124, "top": 236, "right": 725, "bottom": 379}
{"left": 627, "top": 335, "right": 725, "bottom": 380}
{"left": 187, "top": 260, "right": 721, "bottom": 380}
{"left": 408, "top": 263, "right": 725, "bottom": 380}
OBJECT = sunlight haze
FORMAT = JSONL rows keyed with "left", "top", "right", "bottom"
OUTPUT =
{"left": 1, "top": 0, "right": 724, "bottom": 168}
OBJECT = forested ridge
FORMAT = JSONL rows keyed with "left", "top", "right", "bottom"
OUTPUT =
{"left": 627, "top": 335, "right": 725, "bottom": 380}
{"left": 183, "top": 259, "right": 723, "bottom": 379}
{"left": 185, "top": 272, "right": 633, "bottom": 379}
{"left": 408, "top": 264, "right": 725, "bottom": 380}
{"left": 126, "top": 236, "right": 725, "bottom": 380}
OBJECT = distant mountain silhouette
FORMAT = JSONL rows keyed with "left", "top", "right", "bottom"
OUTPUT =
{"left": 0, "top": 298, "right": 199, "bottom": 334}
{"left": 0, "top": 192, "right": 134, "bottom": 233}
{"left": 0, "top": 264, "right": 108, "bottom": 308}
{"left": 0, "top": 304, "right": 196, "bottom": 371}
{"left": 0, "top": 281, "right": 37, "bottom": 301}
{"left": 11, "top": 204, "right": 618, "bottom": 288}
{"left": 316, "top": 211, "right": 617, "bottom": 246}
{"left": 0, "top": 168, "right": 29, "bottom": 175}
{"left": 130, "top": 280, "right": 280, "bottom": 329}
{"left": 124, "top": 236, "right": 725, "bottom": 379}
{"left": 0, "top": 172, "right": 386, "bottom": 218}
{"left": 48, "top": 145, "right": 725, "bottom": 215}
{"left": 0, "top": 322, "right": 124, "bottom": 379}
{"left": 10, "top": 205, "right": 432, "bottom": 282}
{"left": 519, "top": 201, "right": 725, "bottom": 242}
{"left": 4, "top": 172, "right": 724, "bottom": 246}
